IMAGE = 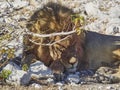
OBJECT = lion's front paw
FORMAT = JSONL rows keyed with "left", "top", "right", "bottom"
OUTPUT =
{"left": 53, "top": 73, "right": 65, "bottom": 82}
{"left": 50, "top": 60, "right": 65, "bottom": 82}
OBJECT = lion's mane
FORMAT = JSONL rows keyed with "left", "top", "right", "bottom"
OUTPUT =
{"left": 23, "top": 2, "right": 84, "bottom": 74}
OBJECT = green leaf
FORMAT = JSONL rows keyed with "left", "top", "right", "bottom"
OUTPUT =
{"left": 0, "top": 70, "right": 12, "bottom": 79}
{"left": 22, "top": 64, "right": 29, "bottom": 71}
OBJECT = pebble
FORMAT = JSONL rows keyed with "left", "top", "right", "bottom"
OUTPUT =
{"left": 56, "top": 82, "right": 64, "bottom": 86}
{"left": 47, "top": 78, "right": 54, "bottom": 83}
{"left": 31, "top": 83, "right": 42, "bottom": 89}
{"left": 67, "top": 74, "right": 80, "bottom": 84}
{"left": 106, "top": 86, "right": 114, "bottom": 90}
{"left": 0, "top": 2, "right": 11, "bottom": 9}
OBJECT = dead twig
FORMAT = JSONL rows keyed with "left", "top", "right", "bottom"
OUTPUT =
{"left": 29, "top": 35, "right": 70, "bottom": 46}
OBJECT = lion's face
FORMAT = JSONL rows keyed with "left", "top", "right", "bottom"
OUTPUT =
{"left": 60, "top": 46, "right": 78, "bottom": 72}
{"left": 48, "top": 35, "right": 79, "bottom": 73}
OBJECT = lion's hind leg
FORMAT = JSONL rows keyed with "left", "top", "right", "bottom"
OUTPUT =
{"left": 94, "top": 66, "right": 120, "bottom": 83}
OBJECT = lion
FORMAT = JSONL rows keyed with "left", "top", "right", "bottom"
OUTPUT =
{"left": 22, "top": 2, "right": 83, "bottom": 81}
{"left": 23, "top": 2, "right": 120, "bottom": 83}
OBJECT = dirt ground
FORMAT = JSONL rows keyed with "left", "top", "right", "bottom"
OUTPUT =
{"left": 0, "top": 83, "right": 120, "bottom": 90}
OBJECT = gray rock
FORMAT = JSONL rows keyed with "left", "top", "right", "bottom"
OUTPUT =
{"left": 2, "top": 62, "right": 31, "bottom": 85}
{"left": 29, "top": 61, "right": 53, "bottom": 78}
{"left": 47, "top": 78, "right": 54, "bottom": 83}
{"left": 0, "top": 2, "right": 11, "bottom": 9}
{"left": 67, "top": 74, "right": 80, "bottom": 84}
{"left": 6, "top": 70, "right": 31, "bottom": 85}
{"left": 3, "top": 62, "right": 21, "bottom": 71}
{"left": 109, "top": 6, "right": 120, "bottom": 18}
{"left": 106, "top": 25, "right": 120, "bottom": 35}
{"left": 11, "top": 0, "right": 29, "bottom": 9}
{"left": 3, "top": 17, "right": 12, "bottom": 23}
{"left": 31, "top": 83, "right": 42, "bottom": 89}
{"left": 85, "top": 2, "right": 101, "bottom": 17}
{"left": 106, "top": 18, "right": 120, "bottom": 34}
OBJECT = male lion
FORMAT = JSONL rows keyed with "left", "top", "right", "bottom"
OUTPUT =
{"left": 23, "top": 2, "right": 120, "bottom": 83}
{"left": 23, "top": 2, "right": 83, "bottom": 80}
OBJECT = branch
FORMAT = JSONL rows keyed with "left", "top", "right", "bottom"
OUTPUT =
{"left": 25, "top": 27, "right": 76, "bottom": 38}
{"left": 29, "top": 35, "right": 70, "bottom": 46}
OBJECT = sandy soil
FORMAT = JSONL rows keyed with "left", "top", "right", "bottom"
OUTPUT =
{"left": 0, "top": 83, "right": 120, "bottom": 90}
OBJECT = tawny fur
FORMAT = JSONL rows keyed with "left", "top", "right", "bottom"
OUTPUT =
{"left": 78, "top": 31, "right": 120, "bottom": 83}
{"left": 81, "top": 31, "right": 120, "bottom": 69}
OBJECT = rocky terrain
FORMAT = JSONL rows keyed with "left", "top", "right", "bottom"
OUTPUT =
{"left": 0, "top": 0, "right": 120, "bottom": 90}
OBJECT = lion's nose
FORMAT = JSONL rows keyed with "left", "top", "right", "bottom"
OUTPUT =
{"left": 69, "top": 57, "right": 77, "bottom": 65}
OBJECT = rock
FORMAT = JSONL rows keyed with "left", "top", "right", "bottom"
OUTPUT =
{"left": 67, "top": 74, "right": 80, "bottom": 84}
{"left": 11, "top": 0, "right": 29, "bottom": 9}
{"left": 6, "top": 70, "right": 31, "bottom": 85}
{"left": 106, "top": 86, "right": 114, "bottom": 90}
{"left": 2, "top": 62, "right": 31, "bottom": 85}
{"left": 106, "top": 25, "right": 120, "bottom": 35}
{"left": 109, "top": 6, "right": 120, "bottom": 18}
{"left": 29, "top": 61, "right": 53, "bottom": 77}
{"left": 0, "top": 2, "right": 11, "bottom": 9}
{"left": 31, "top": 83, "right": 42, "bottom": 89}
{"left": 106, "top": 18, "right": 120, "bottom": 35}
{"left": 3, "top": 17, "right": 12, "bottom": 23}
{"left": 47, "top": 78, "right": 54, "bottom": 84}
{"left": 85, "top": 2, "right": 101, "bottom": 17}
{"left": 56, "top": 82, "right": 64, "bottom": 86}
{"left": 20, "top": 72, "right": 31, "bottom": 85}
{"left": 3, "top": 62, "right": 21, "bottom": 71}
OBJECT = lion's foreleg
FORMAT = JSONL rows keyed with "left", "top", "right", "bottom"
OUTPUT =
{"left": 49, "top": 60, "right": 65, "bottom": 81}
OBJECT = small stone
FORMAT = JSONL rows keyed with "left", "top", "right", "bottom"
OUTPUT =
{"left": 31, "top": 83, "right": 42, "bottom": 89}
{"left": 106, "top": 86, "right": 114, "bottom": 90}
{"left": 106, "top": 25, "right": 120, "bottom": 35}
{"left": 47, "top": 78, "right": 54, "bottom": 84}
{"left": 4, "top": 17, "right": 12, "bottom": 23}
{"left": 106, "top": 18, "right": 120, "bottom": 35}
{"left": 56, "top": 82, "right": 64, "bottom": 86}
{"left": 80, "top": 81, "right": 86, "bottom": 84}
{"left": 67, "top": 74, "right": 80, "bottom": 84}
